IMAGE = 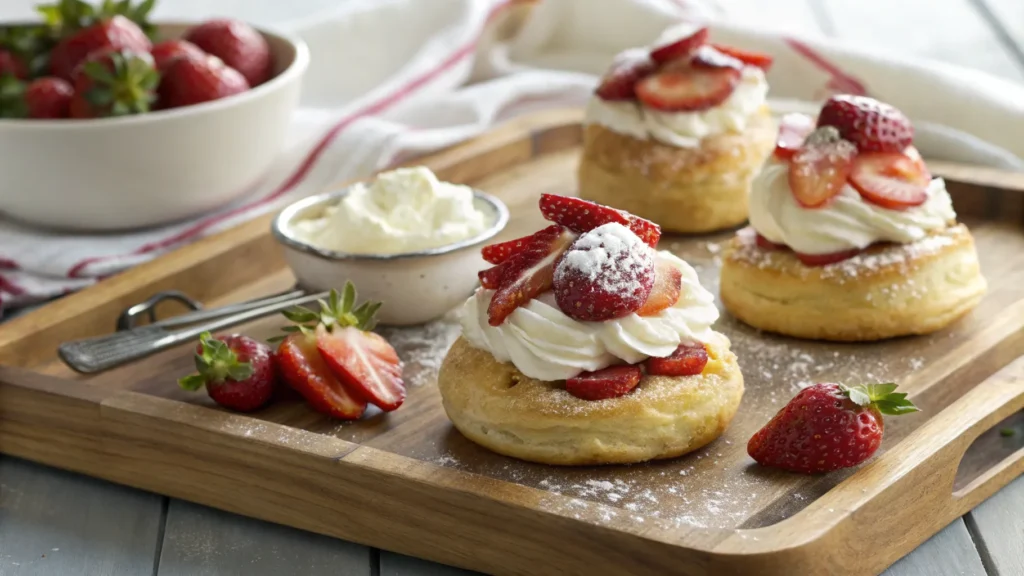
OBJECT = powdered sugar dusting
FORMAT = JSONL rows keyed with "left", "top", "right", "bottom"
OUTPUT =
{"left": 555, "top": 223, "right": 654, "bottom": 294}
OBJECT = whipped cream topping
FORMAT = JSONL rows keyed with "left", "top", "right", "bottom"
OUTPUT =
{"left": 460, "top": 252, "right": 719, "bottom": 381}
{"left": 290, "top": 166, "right": 491, "bottom": 255}
{"left": 749, "top": 158, "right": 957, "bottom": 255}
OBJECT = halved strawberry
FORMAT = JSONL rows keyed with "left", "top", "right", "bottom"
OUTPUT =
{"left": 635, "top": 66, "right": 740, "bottom": 112}
{"left": 649, "top": 27, "right": 709, "bottom": 64}
{"left": 538, "top": 194, "right": 661, "bottom": 248}
{"left": 794, "top": 249, "right": 862, "bottom": 267}
{"left": 710, "top": 43, "right": 774, "bottom": 70}
{"left": 755, "top": 233, "right": 786, "bottom": 250}
{"left": 849, "top": 152, "right": 929, "bottom": 209}
{"left": 487, "top": 225, "right": 577, "bottom": 326}
{"left": 566, "top": 365, "right": 643, "bottom": 401}
{"left": 276, "top": 331, "right": 367, "bottom": 420}
{"left": 788, "top": 127, "right": 858, "bottom": 208}
{"left": 478, "top": 264, "right": 505, "bottom": 289}
{"left": 774, "top": 113, "right": 816, "bottom": 160}
{"left": 637, "top": 257, "right": 683, "bottom": 316}
{"left": 482, "top": 226, "right": 559, "bottom": 264}
{"left": 645, "top": 342, "right": 708, "bottom": 376}
{"left": 689, "top": 45, "right": 744, "bottom": 70}
{"left": 595, "top": 49, "right": 656, "bottom": 101}
{"left": 316, "top": 325, "right": 405, "bottom": 412}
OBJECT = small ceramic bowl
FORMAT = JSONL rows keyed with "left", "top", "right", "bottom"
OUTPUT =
{"left": 271, "top": 186, "right": 509, "bottom": 326}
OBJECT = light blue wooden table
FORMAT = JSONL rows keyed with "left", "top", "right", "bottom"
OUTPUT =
{"left": 1, "top": 0, "right": 1022, "bottom": 574}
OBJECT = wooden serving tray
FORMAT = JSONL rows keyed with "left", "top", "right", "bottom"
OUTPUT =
{"left": 1, "top": 109, "right": 1022, "bottom": 576}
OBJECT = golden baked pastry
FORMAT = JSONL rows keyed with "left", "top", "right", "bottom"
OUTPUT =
{"left": 720, "top": 226, "right": 987, "bottom": 341}
{"left": 578, "top": 107, "right": 776, "bottom": 234}
{"left": 438, "top": 334, "right": 744, "bottom": 466}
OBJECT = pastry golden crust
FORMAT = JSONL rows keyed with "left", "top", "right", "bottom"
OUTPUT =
{"left": 437, "top": 334, "right": 744, "bottom": 466}
{"left": 577, "top": 107, "right": 776, "bottom": 234}
{"left": 720, "top": 225, "right": 987, "bottom": 341}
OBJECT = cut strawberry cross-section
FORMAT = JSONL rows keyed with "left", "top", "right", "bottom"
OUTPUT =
{"left": 689, "top": 45, "right": 744, "bottom": 70}
{"left": 649, "top": 26, "right": 709, "bottom": 64}
{"left": 482, "top": 225, "right": 560, "bottom": 265}
{"left": 635, "top": 66, "right": 740, "bottom": 112}
{"left": 774, "top": 113, "right": 816, "bottom": 160}
{"left": 538, "top": 194, "right": 661, "bottom": 248}
{"left": 595, "top": 49, "right": 656, "bottom": 101}
{"left": 487, "top": 225, "right": 577, "bottom": 326}
{"left": 787, "top": 127, "right": 858, "bottom": 208}
{"left": 849, "top": 152, "right": 929, "bottom": 210}
{"left": 316, "top": 325, "right": 405, "bottom": 412}
{"left": 709, "top": 43, "right": 774, "bottom": 70}
{"left": 645, "top": 342, "right": 708, "bottom": 376}
{"left": 276, "top": 331, "right": 367, "bottom": 420}
{"left": 636, "top": 257, "right": 683, "bottom": 316}
{"left": 478, "top": 264, "right": 505, "bottom": 289}
{"left": 566, "top": 365, "right": 643, "bottom": 401}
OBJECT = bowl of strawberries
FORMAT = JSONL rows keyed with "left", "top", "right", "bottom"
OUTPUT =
{"left": 0, "top": 0, "right": 309, "bottom": 231}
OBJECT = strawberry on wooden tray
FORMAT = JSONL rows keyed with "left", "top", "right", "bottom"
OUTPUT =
{"left": 178, "top": 332, "right": 276, "bottom": 412}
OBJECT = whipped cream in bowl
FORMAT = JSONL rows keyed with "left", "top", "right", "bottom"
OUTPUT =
{"left": 272, "top": 166, "right": 509, "bottom": 326}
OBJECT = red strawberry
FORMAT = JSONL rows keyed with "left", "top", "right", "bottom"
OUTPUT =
{"left": 794, "top": 248, "right": 861, "bottom": 267}
{"left": 566, "top": 365, "right": 643, "bottom": 401}
{"left": 774, "top": 113, "right": 816, "bottom": 160}
{"left": 151, "top": 39, "right": 205, "bottom": 72}
{"left": 636, "top": 256, "right": 683, "bottom": 316}
{"left": 185, "top": 19, "right": 272, "bottom": 86}
{"left": 709, "top": 43, "right": 774, "bottom": 70}
{"left": 787, "top": 127, "right": 858, "bottom": 208}
{"left": 0, "top": 49, "right": 27, "bottom": 79}
{"left": 276, "top": 331, "right": 367, "bottom": 420}
{"left": 478, "top": 264, "right": 504, "bottom": 289}
{"left": 24, "top": 77, "right": 73, "bottom": 118}
{"left": 482, "top": 225, "right": 561, "bottom": 265}
{"left": 595, "top": 49, "right": 656, "bottom": 101}
{"left": 553, "top": 223, "right": 656, "bottom": 321}
{"left": 649, "top": 26, "right": 708, "bottom": 64}
{"left": 755, "top": 233, "right": 786, "bottom": 250}
{"left": 178, "top": 332, "right": 276, "bottom": 412}
{"left": 157, "top": 53, "right": 249, "bottom": 109}
{"left": 635, "top": 66, "right": 740, "bottom": 112}
{"left": 817, "top": 95, "right": 914, "bottom": 153}
{"left": 487, "top": 225, "right": 577, "bottom": 326}
{"left": 645, "top": 342, "right": 708, "bottom": 376}
{"left": 849, "top": 152, "right": 929, "bottom": 209}
{"left": 689, "top": 45, "right": 744, "bottom": 70}
{"left": 69, "top": 49, "right": 158, "bottom": 118}
{"left": 316, "top": 325, "right": 405, "bottom": 412}
{"left": 50, "top": 16, "right": 152, "bottom": 81}
{"left": 538, "top": 194, "right": 660, "bottom": 248}
{"left": 748, "top": 382, "right": 918, "bottom": 474}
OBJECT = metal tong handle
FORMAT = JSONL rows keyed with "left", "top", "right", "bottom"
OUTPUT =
{"left": 59, "top": 291, "right": 329, "bottom": 374}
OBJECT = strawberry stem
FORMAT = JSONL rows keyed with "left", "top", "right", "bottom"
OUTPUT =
{"left": 840, "top": 382, "right": 919, "bottom": 416}
{"left": 177, "top": 331, "right": 253, "bottom": 389}
{"left": 271, "top": 282, "right": 383, "bottom": 343}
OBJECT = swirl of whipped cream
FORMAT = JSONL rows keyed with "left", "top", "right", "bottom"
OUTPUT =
{"left": 460, "top": 253, "right": 719, "bottom": 381}
{"left": 583, "top": 51, "right": 769, "bottom": 149}
{"left": 748, "top": 158, "right": 957, "bottom": 255}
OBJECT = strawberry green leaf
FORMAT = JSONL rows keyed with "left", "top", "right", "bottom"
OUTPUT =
{"left": 226, "top": 363, "right": 254, "bottom": 381}
{"left": 846, "top": 386, "right": 870, "bottom": 407}
{"left": 873, "top": 399, "right": 919, "bottom": 416}
{"left": 340, "top": 282, "right": 356, "bottom": 313}
{"left": 865, "top": 383, "right": 898, "bottom": 400}
{"left": 177, "top": 374, "right": 207, "bottom": 391}
{"left": 281, "top": 307, "right": 318, "bottom": 323}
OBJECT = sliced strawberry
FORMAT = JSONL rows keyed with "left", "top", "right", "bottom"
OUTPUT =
{"left": 595, "top": 49, "right": 656, "bottom": 101}
{"left": 645, "top": 342, "right": 708, "bottom": 376}
{"left": 709, "top": 43, "right": 774, "bottom": 70}
{"left": 849, "top": 152, "right": 930, "bottom": 210}
{"left": 637, "top": 257, "right": 683, "bottom": 316}
{"left": 478, "top": 264, "right": 505, "bottom": 289}
{"left": 635, "top": 66, "right": 740, "bottom": 112}
{"left": 794, "top": 249, "right": 862, "bottom": 267}
{"left": 755, "top": 233, "right": 786, "bottom": 250}
{"left": 487, "top": 225, "right": 577, "bottom": 326}
{"left": 817, "top": 95, "right": 913, "bottom": 153}
{"left": 482, "top": 225, "right": 559, "bottom": 264}
{"left": 689, "top": 45, "right": 744, "bottom": 70}
{"left": 650, "top": 27, "right": 709, "bottom": 64}
{"left": 538, "top": 194, "right": 661, "bottom": 248}
{"left": 565, "top": 365, "right": 643, "bottom": 401}
{"left": 276, "top": 332, "right": 367, "bottom": 420}
{"left": 788, "top": 127, "right": 858, "bottom": 208}
{"left": 553, "top": 223, "right": 655, "bottom": 321}
{"left": 774, "top": 113, "right": 816, "bottom": 160}
{"left": 316, "top": 325, "right": 405, "bottom": 412}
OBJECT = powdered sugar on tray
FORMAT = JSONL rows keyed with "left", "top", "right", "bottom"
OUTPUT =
{"left": 378, "top": 310, "right": 462, "bottom": 387}
{"left": 554, "top": 222, "right": 654, "bottom": 295}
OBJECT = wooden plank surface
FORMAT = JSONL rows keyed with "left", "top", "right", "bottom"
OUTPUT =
{"left": 0, "top": 456, "right": 164, "bottom": 576}
{"left": 883, "top": 520, "right": 989, "bottom": 576}
{"left": 965, "top": 475, "right": 1024, "bottom": 576}
{"left": 381, "top": 553, "right": 476, "bottom": 576}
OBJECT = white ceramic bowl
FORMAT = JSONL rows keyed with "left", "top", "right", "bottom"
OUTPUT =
{"left": 271, "top": 187, "right": 509, "bottom": 326}
{"left": 0, "top": 23, "right": 309, "bottom": 231}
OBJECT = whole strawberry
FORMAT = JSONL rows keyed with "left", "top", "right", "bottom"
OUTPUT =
{"left": 49, "top": 15, "right": 152, "bottom": 80}
{"left": 25, "top": 77, "right": 73, "bottom": 118}
{"left": 151, "top": 39, "right": 205, "bottom": 72}
{"left": 157, "top": 53, "right": 249, "bottom": 109}
{"left": 178, "top": 332, "right": 277, "bottom": 412}
{"left": 817, "top": 94, "right": 914, "bottom": 153}
{"left": 748, "top": 382, "right": 918, "bottom": 474}
{"left": 184, "top": 19, "right": 271, "bottom": 86}
{"left": 69, "top": 48, "right": 158, "bottom": 118}
{"left": 0, "top": 49, "right": 28, "bottom": 79}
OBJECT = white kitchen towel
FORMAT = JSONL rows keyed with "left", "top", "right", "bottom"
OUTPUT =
{"left": 3, "top": 0, "right": 1024, "bottom": 312}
